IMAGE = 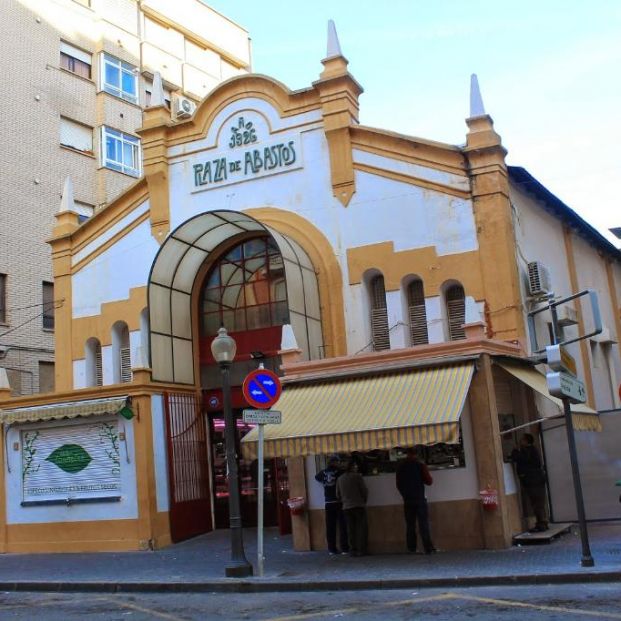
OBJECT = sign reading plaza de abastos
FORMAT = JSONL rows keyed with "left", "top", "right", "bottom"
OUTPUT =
{"left": 191, "top": 116, "right": 302, "bottom": 191}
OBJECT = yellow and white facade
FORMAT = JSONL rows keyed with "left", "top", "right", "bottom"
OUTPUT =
{"left": 0, "top": 23, "right": 619, "bottom": 554}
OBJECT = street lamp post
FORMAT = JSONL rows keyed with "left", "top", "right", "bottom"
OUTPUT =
{"left": 211, "top": 326, "right": 253, "bottom": 578}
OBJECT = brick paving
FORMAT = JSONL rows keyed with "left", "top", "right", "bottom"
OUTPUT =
{"left": 0, "top": 522, "right": 618, "bottom": 591}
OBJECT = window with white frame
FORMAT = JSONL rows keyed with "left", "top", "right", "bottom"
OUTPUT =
{"left": 60, "top": 117, "right": 93, "bottom": 153}
{"left": 60, "top": 41, "right": 91, "bottom": 79}
{"left": 101, "top": 127, "right": 141, "bottom": 176}
{"left": 100, "top": 53, "right": 138, "bottom": 103}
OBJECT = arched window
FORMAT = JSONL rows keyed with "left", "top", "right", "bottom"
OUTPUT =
{"left": 446, "top": 284, "right": 466, "bottom": 340}
{"left": 85, "top": 337, "right": 103, "bottom": 387}
{"left": 407, "top": 279, "right": 428, "bottom": 346}
{"left": 199, "top": 236, "right": 289, "bottom": 337}
{"left": 369, "top": 274, "right": 389, "bottom": 351}
{"left": 112, "top": 321, "right": 131, "bottom": 383}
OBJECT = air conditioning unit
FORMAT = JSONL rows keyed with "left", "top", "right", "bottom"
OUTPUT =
{"left": 172, "top": 95, "right": 196, "bottom": 119}
{"left": 556, "top": 305, "right": 578, "bottom": 327}
{"left": 527, "top": 261, "right": 552, "bottom": 297}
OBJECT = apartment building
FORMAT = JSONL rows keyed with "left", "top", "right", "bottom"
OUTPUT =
{"left": 0, "top": 0, "right": 250, "bottom": 395}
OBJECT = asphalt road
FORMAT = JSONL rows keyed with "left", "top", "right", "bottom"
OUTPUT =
{"left": 1, "top": 583, "right": 620, "bottom": 620}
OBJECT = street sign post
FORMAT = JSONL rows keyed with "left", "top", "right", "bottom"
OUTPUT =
{"left": 545, "top": 344, "right": 577, "bottom": 377}
{"left": 242, "top": 409, "right": 282, "bottom": 425}
{"left": 545, "top": 346, "right": 594, "bottom": 567}
{"left": 242, "top": 369, "right": 282, "bottom": 409}
{"left": 242, "top": 368, "right": 282, "bottom": 577}
{"left": 546, "top": 371, "right": 587, "bottom": 404}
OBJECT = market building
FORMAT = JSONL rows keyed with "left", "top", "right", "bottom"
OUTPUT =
{"left": 0, "top": 23, "right": 619, "bottom": 554}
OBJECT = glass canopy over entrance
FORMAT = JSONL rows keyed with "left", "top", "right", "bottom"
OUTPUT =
{"left": 148, "top": 210, "right": 323, "bottom": 384}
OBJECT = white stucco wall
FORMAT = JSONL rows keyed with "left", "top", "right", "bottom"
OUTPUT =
{"left": 72, "top": 215, "right": 158, "bottom": 319}
{"left": 166, "top": 99, "right": 478, "bottom": 357}
{"left": 511, "top": 180, "right": 621, "bottom": 520}
{"left": 151, "top": 394, "right": 170, "bottom": 513}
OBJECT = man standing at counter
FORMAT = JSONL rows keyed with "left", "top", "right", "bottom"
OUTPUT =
{"left": 396, "top": 447, "right": 435, "bottom": 554}
{"left": 315, "top": 456, "right": 349, "bottom": 555}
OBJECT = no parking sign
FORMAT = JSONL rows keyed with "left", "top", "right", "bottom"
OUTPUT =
{"left": 242, "top": 368, "right": 282, "bottom": 409}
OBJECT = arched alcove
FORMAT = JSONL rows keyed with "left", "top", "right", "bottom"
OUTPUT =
{"left": 148, "top": 210, "right": 324, "bottom": 384}
{"left": 85, "top": 337, "right": 103, "bottom": 387}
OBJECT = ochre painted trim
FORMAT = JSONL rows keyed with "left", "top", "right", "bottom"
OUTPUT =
{"left": 563, "top": 227, "right": 596, "bottom": 407}
{"left": 244, "top": 207, "right": 347, "bottom": 358}
{"left": 0, "top": 425, "right": 6, "bottom": 552}
{"left": 347, "top": 241, "right": 485, "bottom": 299}
{"left": 72, "top": 211, "right": 150, "bottom": 273}
{"left": 71, "top": 286, "right": 147, "bottom": 358}
{"left": 69, "top": 179, "right": 149, "bottom": 252}
{"left": 51, "top": 237, "right": 74, "bottom": 392}
{"left": 133, "top": 394, "right": 157, "bottom": 546}
{"left": 153, "top": 511, "right": 172, "bottom": 549}
{"left": 281, "top": 337, "right": 521, "bottom": 383}
{"left": 5, "top": 519, "right": 145, "bottom": 553}
{"left": 166, "top": 75, "right": 321, "bottom": 147}
{"left": 465, "top": 132, "right": 525, "bottom": 343}
{"left": 354, "top": 162, "right": 470, "bottom": 200}
{"left": 351, "top": 126, "right": 467, "bottom": 176}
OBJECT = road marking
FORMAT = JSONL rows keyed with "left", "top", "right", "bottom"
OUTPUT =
{"left": 264, "top": 593, "right": 455, "bottom": 621}
{"left": 456, "top": 593, "right": 621, "bottom": 620}
{"left": 102, "top": 596, "right": 188, "bottom": 621}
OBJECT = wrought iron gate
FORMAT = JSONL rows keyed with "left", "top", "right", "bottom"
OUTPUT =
{"left": 164, "top": 392, "right": 212, "bottom": 542}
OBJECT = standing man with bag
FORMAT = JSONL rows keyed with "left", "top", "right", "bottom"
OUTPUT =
{"left": 396, "top": 447, "right": 435, "bottom": 554}
{"left": 314, "top": 455, "right": 349, "bottom": 555}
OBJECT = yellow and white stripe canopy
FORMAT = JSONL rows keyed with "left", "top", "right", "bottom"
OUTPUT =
{"left": 241, "top": 363, "right": 474, "bottom": 459}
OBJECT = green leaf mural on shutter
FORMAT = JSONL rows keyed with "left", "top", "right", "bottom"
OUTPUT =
{"left": 45, "top": 444, "right": 92, "bottom": 474}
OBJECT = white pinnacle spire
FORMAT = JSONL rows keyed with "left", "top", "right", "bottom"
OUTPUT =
{"left": 149, "top": 71, "right": 165, "bottom": 108}
{"left": 469, "top": 73, "right": 486, "bottom": 117}
{"left": 326, "top": 19, "right": 342, "bottom": 58}
{"left": 59, "top": 176, "right": 76, "bottom": 213}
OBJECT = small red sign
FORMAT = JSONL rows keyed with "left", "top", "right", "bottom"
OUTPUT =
{"left": 242, "top": 369, "right": 282, "bottom": 409}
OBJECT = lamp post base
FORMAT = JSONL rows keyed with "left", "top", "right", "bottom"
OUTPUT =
{"left": 225, "top": 561, "right": 254, "bottom": 578}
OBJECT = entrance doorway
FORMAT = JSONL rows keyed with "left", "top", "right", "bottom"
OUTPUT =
{"left": 164, "top": 392, "right": 212, "bottom": 542}
{"left": 208, "top": 412, "right": 291, "bottom": 533}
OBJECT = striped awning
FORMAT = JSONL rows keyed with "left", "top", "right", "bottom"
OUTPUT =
{"left": 0, "top": 396, "right": 132, "bottom": 425}
{"left": 241, "top": 363, "right": 475, "bottom": 459}
{"left": 498, "top": 362, "right": 601, "bottom": 432}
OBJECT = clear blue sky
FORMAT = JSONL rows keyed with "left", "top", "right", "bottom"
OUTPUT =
{"left": 206, "top": 1, "right": 621, "bottom": 247}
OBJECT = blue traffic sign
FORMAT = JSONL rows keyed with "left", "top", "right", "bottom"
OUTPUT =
{"left": 242, "top": 369, "right": 282, "bottom": 409}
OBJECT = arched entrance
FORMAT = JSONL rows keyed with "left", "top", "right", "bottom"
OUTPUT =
{"left": 148, "top": 210, "right": 324, "bottom": 540}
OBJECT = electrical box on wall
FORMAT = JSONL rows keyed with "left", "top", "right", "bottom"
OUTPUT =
{"left": 527, "top": 261, "right": 552, "bottom": 297}
{"left": 173, "top": 95, "right": 196, "bottom": 119}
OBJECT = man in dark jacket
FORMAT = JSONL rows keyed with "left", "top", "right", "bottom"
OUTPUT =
{"left": 336, "top": 460, "right": 368, "bottom": 556}
{"left": 314, "top": 456, "right": 348, "bottom": 554}
{"left": 512, "top": 433, "right": 548, "bottom": 532}
{"left": 396, "top": 447, "right": 435, "bottom": 554}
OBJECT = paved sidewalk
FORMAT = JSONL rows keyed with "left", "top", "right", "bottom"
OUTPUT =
{"left": 0, "top": 522, "right": 619, "bottom": 593}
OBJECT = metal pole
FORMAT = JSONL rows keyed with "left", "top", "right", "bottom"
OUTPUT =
{"left": 221, "top": 362, "right": 253, "bottom": 577}
{"left": 257, "top": 423, "right": 264, "bottom": 577}
{"left": 562, "top": 397, "right": 594, "bottom": 567}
